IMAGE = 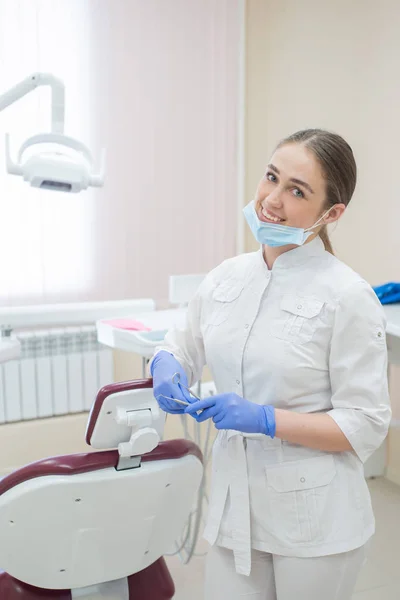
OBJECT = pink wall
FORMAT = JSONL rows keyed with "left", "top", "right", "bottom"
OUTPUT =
{"left": 88, "top": 0, "right": 241, "bottom": 306}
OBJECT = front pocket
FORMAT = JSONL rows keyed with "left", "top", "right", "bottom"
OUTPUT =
{"left": 206, "top": 281, "right": 244, "bottom": 327}
{"left": 271, "top": 295, "right": 324, "bottom": 344}
{"left": 265, "top": 455, "right": 337, "bottom": 544}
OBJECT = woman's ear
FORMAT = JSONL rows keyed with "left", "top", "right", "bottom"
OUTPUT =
{"left": 324, "top": 203, "right": 346, "bottom": 224}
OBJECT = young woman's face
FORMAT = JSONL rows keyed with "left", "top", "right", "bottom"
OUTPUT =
{"left": 255, "top": 143, "right": 343, "bottom": 230}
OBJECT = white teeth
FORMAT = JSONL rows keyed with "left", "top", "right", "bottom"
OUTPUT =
{"left": 262, "top": 209, "right": 282, "bottom": 222}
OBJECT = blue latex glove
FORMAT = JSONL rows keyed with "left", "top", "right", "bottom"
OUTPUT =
{"left": 373, "top": 282, "right": 400, "bottom": 305}
{"left": 151, "top": 351, "right": 192, "bottom": 414}
{"left": 184, "top": 392, "right": 276, "bottom": 436}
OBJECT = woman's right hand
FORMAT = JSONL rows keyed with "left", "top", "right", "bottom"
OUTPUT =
{"left": 150, "top": 350, "right": 192, "bottom": 414}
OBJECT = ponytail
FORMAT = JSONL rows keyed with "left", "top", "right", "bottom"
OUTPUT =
{"left": 319, "top": 225, "right": 334, "bottom": 255}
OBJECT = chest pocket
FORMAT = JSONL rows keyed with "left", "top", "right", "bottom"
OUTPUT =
{"left": 206, "top": 281, "right": 244, "bottom": 327}
{"left": 271, "top": 295, "right": 324, "bottom": 344}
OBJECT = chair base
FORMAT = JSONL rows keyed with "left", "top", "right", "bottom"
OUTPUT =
{"left": 0, "top": 557, "right": 175, "bottom": 599}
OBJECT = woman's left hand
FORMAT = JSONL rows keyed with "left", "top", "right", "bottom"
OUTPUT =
{"left": 184, "top": 392, "right": 276, "bottom": 437}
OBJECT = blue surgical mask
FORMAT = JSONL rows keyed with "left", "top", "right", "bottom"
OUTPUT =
{"left": 243, "top": 200, "right": 331, "bottom": 248}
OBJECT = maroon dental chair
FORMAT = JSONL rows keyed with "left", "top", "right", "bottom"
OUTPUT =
{"left": 0, "top": 378, "right": 203, "bottom": 599}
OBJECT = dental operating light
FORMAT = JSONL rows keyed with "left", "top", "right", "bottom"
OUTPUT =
{"left": 0, "top": 73, "right": 105, "bottom": 193}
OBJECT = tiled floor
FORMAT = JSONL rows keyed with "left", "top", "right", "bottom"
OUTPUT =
{"left": 166, "top": 477, "right": 400, "bottom": 599}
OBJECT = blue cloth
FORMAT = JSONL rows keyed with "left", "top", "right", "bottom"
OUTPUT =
{"left": 373, "top": 282, "right": 400, "bottom": 305}
{"left": 151, "top": 350, "right": 192, "bottom": 414}
{"left": 185, "top": 392, "right": 276, "bottom": 437}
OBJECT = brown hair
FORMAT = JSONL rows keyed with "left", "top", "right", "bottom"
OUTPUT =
{"left": 276, "top": 129, "right": 357, "bottom": 254}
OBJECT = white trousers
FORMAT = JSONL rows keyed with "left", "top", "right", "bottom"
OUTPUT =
{"left": 204, "top": 544, "right": 367, "bottom": 600}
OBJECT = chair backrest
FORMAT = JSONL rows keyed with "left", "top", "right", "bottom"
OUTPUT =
{"left": 0, "top": 379, "right": 203, "bottom": 591}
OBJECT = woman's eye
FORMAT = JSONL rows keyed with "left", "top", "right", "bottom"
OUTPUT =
{"left": 266, "top": 172, "right": 277, "bottom": 182}
{"left": 292, "top": 188, "right": 304, "bottom": 198}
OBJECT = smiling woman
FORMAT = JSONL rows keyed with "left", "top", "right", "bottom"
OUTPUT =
{"left": 253, "top": 129, "right": 356, "bottom": 264}
{"left": 151, "top": 127, "right": 390, "bottom": 599}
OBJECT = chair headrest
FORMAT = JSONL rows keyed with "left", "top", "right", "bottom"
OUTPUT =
{"left": 85, "top": 378, "right": 165, "bottom": 457}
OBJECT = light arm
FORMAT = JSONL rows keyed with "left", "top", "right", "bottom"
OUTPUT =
{"left": 0, "top": 72, "right": 65, "bottom": 134}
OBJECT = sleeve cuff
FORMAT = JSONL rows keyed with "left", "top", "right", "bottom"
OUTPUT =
{"left": 327, "top": 409, "right": 383, "bottom": 464}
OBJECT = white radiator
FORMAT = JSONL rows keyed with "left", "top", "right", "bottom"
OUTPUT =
{"left": 0, "top": 326, "right": 114, "bottom": 423}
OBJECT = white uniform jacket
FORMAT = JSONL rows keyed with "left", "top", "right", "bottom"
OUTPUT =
{"left": 153, "top": 237, "right": 391, "bottom": 575}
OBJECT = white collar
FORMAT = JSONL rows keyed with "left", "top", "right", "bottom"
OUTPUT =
{"left": 258, "top": 235, "right": 326, "bottom": 271}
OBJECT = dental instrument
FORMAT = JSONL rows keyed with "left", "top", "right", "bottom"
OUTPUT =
{"left": 157, "top": 373, "right": 203, "bottom": 410}
{"left": 168, "top": 396, "right": 190, "bottom": 407}
{"left": 172, "top": 371, "right": 202, "bottom": 401}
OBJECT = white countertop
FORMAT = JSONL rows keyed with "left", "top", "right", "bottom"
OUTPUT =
{"left": 96, "top": 308, "right": 187, "bottom": 358}
{"left": 383, "top": 305, "right": 400, "bottom": 365}
{"left": 384, "top": 304, "right": 400, "bottom": 338}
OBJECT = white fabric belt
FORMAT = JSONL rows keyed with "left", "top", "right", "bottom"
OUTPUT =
{"left": 204, "top": 430, "right": 279, "bottom": 576}
{"left": 225, "top": 431, "right": 280, "bottom": 575}
{"left": 226, "top": 430, "right": 252, "bottom": 576}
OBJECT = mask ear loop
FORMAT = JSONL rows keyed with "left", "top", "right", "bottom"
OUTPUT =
{"left": 304, "top": 206, "right": 335, "bottom": 233}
